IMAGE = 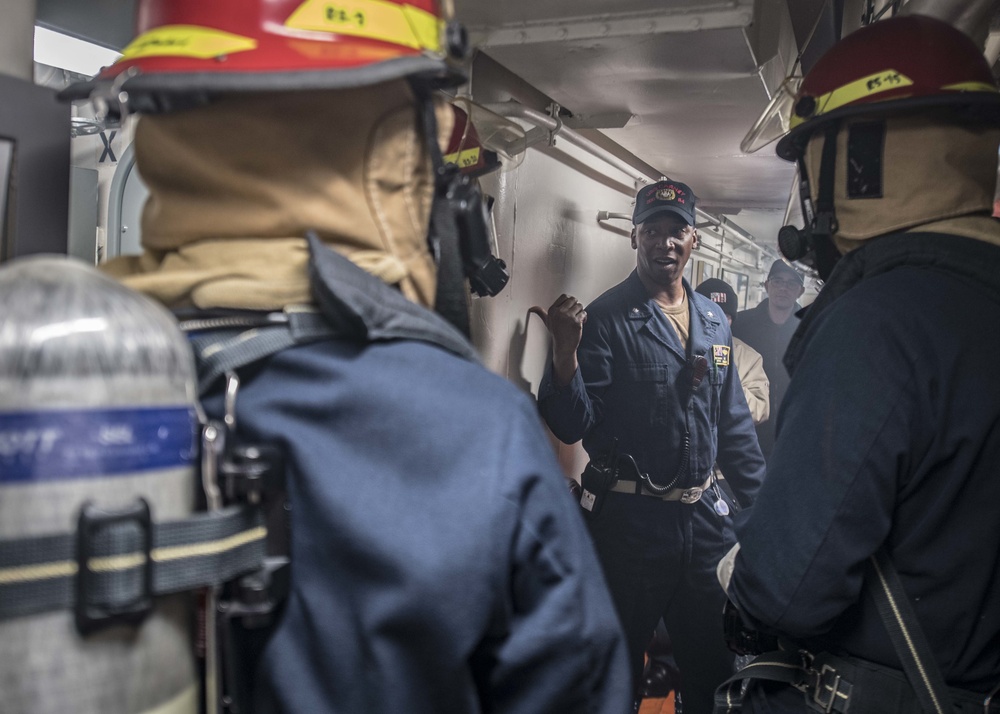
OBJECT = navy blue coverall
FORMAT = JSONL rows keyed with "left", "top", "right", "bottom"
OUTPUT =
{"left": 538, "top": 270, "right": 765, "bottom": 714}
{"left": 729, "top": 233, "right": 1000, "bottom": 712}
{"left": 201, "top": 240, "right": 632, "bottom": 714}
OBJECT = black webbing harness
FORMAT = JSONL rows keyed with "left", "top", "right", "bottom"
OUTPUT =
{"left": 715, "top": 549, "right": 1000, "bottom": 714}
{"left": 0, "top": 302, "right": 346, "bottom": 714}
{"left": 0, "top": 305, "right": 337, "bottom": 626}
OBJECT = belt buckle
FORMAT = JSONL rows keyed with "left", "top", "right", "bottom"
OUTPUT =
{"left": 679, "top": 487, "right": 703, "bottom": 504}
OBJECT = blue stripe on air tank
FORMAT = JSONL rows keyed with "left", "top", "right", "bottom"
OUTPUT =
{"left": 0, "top": 406, "right": 197, "bottom": 483}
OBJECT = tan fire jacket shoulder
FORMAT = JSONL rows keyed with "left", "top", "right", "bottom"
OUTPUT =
{"left": 734, "top": 337, "right": 769, "bottom": 425}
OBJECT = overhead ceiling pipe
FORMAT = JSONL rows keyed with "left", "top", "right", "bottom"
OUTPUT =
{"left": 483, "top": 101, "right": 653, "bottom": 185}
{"left": 486, "top": 100, "right": 780, "bottom": 260}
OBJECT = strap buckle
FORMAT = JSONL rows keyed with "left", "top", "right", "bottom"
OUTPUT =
{"left": 809, "top": 663, "right": 851, "bottom": 713}
{"left": 75, "top": 498, "right": 153, "bottom": 635}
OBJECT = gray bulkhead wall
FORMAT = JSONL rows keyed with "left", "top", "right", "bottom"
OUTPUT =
{"left": 472, "top": 141, "right": 638, "bottom": 478}
{"left": 464, "top": 51, "right": 651, "bottom": 477}
{"left": 472, "top": 141, "right": 637, "bottom": 391}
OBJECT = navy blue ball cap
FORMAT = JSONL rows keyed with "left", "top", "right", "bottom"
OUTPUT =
{"left": 633, "top": 180, "right": 697, "bottom": 226}
{"left": 766, "top": 259, "right": 804, "bottom": 285}
{"left": 695, "top": 278, "right": 738, "bottom": 321}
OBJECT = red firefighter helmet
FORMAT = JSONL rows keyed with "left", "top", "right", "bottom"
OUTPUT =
{"left": 62, "top": 0, "right": 466, "bottom": 111}
{"left": 776, "top": 14, "right": 1000, "bottom": 161}
{"left": 444, "top": 105, "right": 500, "bottom": 176}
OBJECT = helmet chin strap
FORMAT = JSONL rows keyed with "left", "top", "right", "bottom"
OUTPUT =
{"left": 777, "top": 122, "right": 842, "bottom": 281}
{"left": 410, "top": 82, "right": 511, "bottom": 337}
{"left": 412, "top": 81, "right": 472, "bottom": 337}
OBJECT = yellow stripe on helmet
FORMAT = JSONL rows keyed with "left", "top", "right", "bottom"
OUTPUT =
{"left": 790, "top": 70, "right": 913, "bottom": 129}
{"left": 120, "top": 25, "right": 258, "bottom": 61}
{"left": 942, "top": 80, "right": 999, "bottom": 93}
{"left": 443, "top": 147, "right": 481, "bottom": 168}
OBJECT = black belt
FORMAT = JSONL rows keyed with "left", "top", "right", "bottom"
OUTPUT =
{"left": 609, "top": 474, "right": 713, "bottom": 502}
{"left": 715, "top": 649, "right": 997, "bottom": 714}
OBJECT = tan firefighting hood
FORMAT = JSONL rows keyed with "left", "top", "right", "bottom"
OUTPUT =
{"left": 801, "top": 112, "right": 1000, "bottom": 254}
{"left": 102, "top": 81, "right": 453, "bottom": 310}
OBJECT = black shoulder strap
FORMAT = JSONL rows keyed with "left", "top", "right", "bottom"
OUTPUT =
{"left": 411, "top": 82, "right": 471, "bottom": 338}
{"left": 866, "top": 547, "right": 956, "bottom": 714}
{"left": 182, "top": 307, "right": 340, "bottom": 397}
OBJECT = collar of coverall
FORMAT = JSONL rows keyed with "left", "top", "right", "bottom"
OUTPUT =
{"left": 100, "top": 81, "right": 453, "bottom": 312}
{"left": 306, "top": 234, "right": 479, "bottom": 363}
{"left": 800, "top": 112, "right": 1000, "bottom": 255}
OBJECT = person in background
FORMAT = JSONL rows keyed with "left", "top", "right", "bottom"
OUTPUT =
{"left": 731, "top": 260, "right": 803, "bottom": 461}
{"left": 532, "top": 179, "right": 765, "bottom": 714}
{"left": 721, "top": 15, "right": 1000, "bottom": 712}
{"left": 632, "top": 277, "right": 770, "bottom": 707}
{"left": 696, "top": 278, "right": 769, "bottom": 425}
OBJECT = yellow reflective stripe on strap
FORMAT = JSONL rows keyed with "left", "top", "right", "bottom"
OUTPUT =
{"left": 443, "top": 147, "right": 480, "bottom": 168}
{"left": 120, "top": 25, "right": 258, "bottom": 61}
{"left": 0, "top": 560, "right": 77, "bottom": 585}
{"left": 153, "top": 525, "right": 267, "bottom": 563}
{"left": 89, "top": 552, "right": 147, "bottom": 572}
{"left": 0, "top": 526, "right": 267, "bottom": 585}
{"left": 286, "top": 0, "right": 443, "bottom": 52}
{"left": 943, "top": 80, "right": 1000, "bottom": 93}
{"left": 790, "top": 70, "right": 913, "bottom": 129}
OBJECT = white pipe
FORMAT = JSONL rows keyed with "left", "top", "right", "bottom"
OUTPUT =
{"left": 599, "top": 208, "right": 769, "bottom": 269}
{"left": 695, "top": 241, "right": 760, "bottom": 271}
{"left": 697, "top": 214, "right": 770, "bottom": 253}
{"left": 485, "top": 100, "right": 780, "bottom": 261}
{"left": 601, "top": 208, "right": 777, "bottom": 265}
{"left": 484, "top": 101, "right": 652, "bottom": 184}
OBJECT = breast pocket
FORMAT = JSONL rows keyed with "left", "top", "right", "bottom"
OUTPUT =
{"left": 624, "top": 363, "right": 668, "bottom": 383}
{"left": 620, "top": 363, "right": 672, "bottom": 428}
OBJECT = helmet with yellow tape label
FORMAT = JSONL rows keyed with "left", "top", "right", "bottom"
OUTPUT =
{"left": 62, "top": 0, "right": 467, "bottom": 113}
{"left": 775, "top": 15, "right": 1000, "bottom": 279}
{"left": 61, "top": 0, "right": 505, "bottom": 336}
{"left": 444, "top": 104, "right": 501, "bottom": 177}
{"left": 776, "top": 14, "right": 1000, "bottom": 162}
